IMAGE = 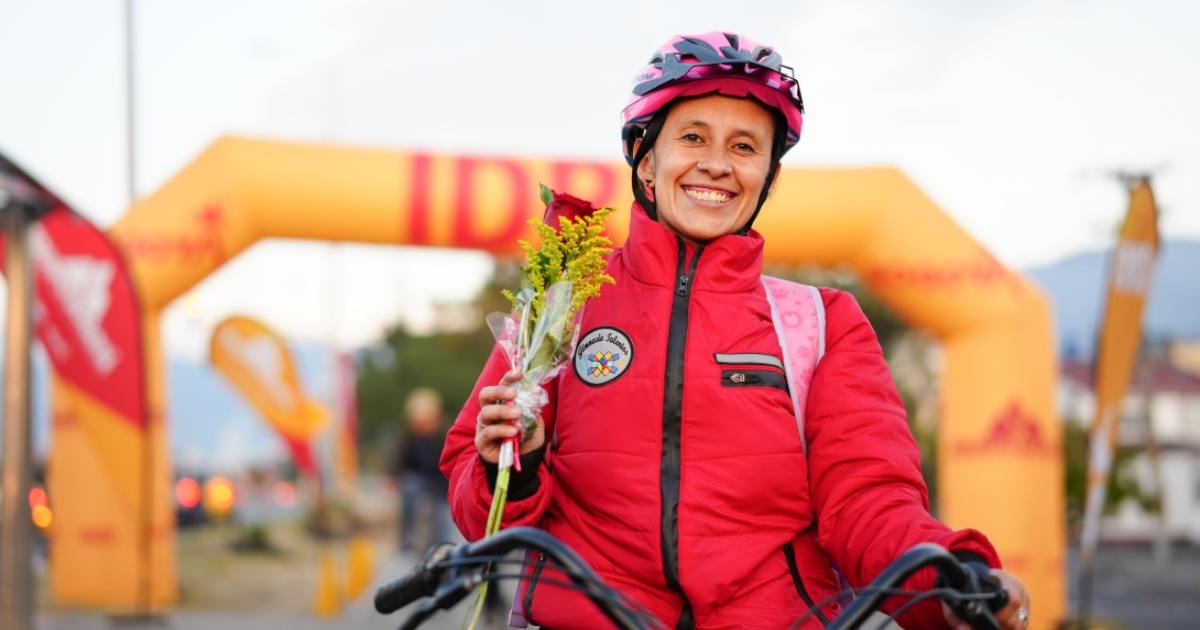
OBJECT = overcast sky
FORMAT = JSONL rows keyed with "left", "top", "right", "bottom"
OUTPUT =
{"left": 2, "top": 0, "right": 1197, "bottom": 356}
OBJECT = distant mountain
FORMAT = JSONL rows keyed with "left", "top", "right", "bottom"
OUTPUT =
{"left": 1026, "top": 239, "right": 1200, "bottom": 358}
{"left": 25, "top": 342, "right": 340, "bottom": 474}
{"left": 170, "top": 343, "right": 337, "bottom": 475}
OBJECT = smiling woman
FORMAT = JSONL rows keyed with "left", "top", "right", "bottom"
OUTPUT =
{"left": 634, "top": 95, "right": 778, "bottom": 243}
{"left": 441, "top": 31, "right": 1031, "bottom": 630}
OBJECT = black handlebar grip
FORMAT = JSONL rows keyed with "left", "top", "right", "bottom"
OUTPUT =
{"left": 962, "top": 561, "right": 1010, "bottom": 612}
{"left": 375, "top": 543, "right": 456, "bottom": 614}
{"left": 374, "top": 564, "right": 439, "bottom": 614}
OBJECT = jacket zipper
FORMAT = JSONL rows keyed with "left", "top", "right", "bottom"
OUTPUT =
{"left": 523, "top": 552, "right": 547, "bottom": 626}
{"left": 783, "top": 543, "right": 830, "bottom": 627}
{"left": 661, "top": 236, "right": 704, "bottom": 630}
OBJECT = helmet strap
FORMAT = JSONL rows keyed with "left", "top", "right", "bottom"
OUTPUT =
{"left": 629, "top": 104, "right": 675, "bottom": 221}
{"left": 735, "top": 107, "right": 788, "bottom": 236}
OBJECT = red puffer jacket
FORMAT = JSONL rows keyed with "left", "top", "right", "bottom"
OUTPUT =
{"left": 440, "top": 204, "right": 1001, "bottom": 630}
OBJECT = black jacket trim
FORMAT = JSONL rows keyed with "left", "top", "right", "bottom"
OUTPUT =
{"left": 481, "top": 443, "right": 547, "bottom": 501}
{"left": 523, "top": 552, "right": 547, "bottom": 626}
{"left": 783, "top": 542, "right": 830, "bottom": 627}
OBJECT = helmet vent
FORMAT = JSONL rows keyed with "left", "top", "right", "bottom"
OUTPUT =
{"left": 679, "top": 37, "right": 719, "bottom": 55}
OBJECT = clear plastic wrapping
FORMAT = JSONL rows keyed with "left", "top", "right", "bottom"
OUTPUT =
{"left": 486, "top": 281, "right": 581, "bottom": 464}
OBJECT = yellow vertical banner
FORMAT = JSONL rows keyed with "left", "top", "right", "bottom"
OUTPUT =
{"left": 210, "top": 316, "right": 328, "bottom": 478}
{"left": 1079, "top": 178, "right": 1160, "bottom": 563}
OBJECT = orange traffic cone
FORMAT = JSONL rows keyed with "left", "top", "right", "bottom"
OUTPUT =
{"left": 313, "top": 548, "right": 341, "bottom": 616}
{"left": 345, "top": 534, "right": 375, "bottom": 600}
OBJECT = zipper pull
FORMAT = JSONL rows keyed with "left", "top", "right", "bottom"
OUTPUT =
{"left": 676, "top": 274, "right": 689, "bottom": 296}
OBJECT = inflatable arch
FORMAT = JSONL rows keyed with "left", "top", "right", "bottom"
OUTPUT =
{"left": 84, "top": 137, "right": 1063, "bottom": 622}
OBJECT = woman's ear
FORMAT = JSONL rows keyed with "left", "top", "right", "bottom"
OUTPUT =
{"left": 634, "top": 138, "right": 655, "bottom": 186}
{"left": 634, "top": 138, "right": 657, "bottom": 202}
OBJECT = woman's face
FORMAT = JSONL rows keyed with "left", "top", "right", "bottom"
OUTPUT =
{"left": 636, "top": 94, "right": 778, "bottom": 243}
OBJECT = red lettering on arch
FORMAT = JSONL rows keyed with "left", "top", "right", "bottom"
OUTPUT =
{"left": 408, "top": 154, "right": 432, "bottom": 245}
{"left": 453, "top": 157, "right": 529, "bottom": 250}
{"left": 79, "top": 527, "right": 117, "bottom": 544}
{"left": 551, "top": 161, "right": 619, "bottom": 208}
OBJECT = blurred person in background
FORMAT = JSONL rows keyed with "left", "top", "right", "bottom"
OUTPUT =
{"left": 443, "top": 31, "right": 1030, "bottom": 630}
{"left": 386, "top": 387, "right": 454, "bottom": 551}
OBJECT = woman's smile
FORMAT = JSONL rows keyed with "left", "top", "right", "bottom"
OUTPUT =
{"left": 681, "top": 185, "right": 735, "bottom": 205}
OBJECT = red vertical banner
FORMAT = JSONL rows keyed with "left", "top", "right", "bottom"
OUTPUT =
{"left": 0, "top": 203, "right": 163, "bottom": 609}
{"left": 336, "top": 351, "right": 359, "bottom": 498}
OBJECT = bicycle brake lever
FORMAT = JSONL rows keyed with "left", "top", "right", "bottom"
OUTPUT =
{"left": 969, "top": 562, "right": 1010, "bottom": 613}
{"left": 938, "top": 562, "right": 1005, "bottom": 630}
{"left": 396, "top": 602, "right": 438, "bottom": 630}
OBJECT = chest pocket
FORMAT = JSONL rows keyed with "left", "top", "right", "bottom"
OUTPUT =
{"left": 721, "top": 369, "right": 789, "bottom": 393}
{"left": 715, "top": 353, "right": 790, "bottom": 394}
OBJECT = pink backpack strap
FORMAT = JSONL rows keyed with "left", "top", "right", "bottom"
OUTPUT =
{"left": 761, "top": 276, "right": 826, "bottom": 454}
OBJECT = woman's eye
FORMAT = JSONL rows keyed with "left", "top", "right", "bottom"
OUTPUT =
{"left": 682, "top": 133, "right": 702, "bottom": 142}
{"left": 735, "top": 143, "right": 758, "bottom": 153}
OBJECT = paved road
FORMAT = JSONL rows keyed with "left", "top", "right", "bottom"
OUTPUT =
{"left": 38, "top": 549, "right": 513, "bottom": 630}
{"left": 1067, "top": 544, "right": 1200, "bottom": 630}
{"left": 36, "top": 544, "right": 1200, "bottom": 630}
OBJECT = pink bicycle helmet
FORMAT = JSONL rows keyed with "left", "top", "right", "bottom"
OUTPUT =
{"left": 622, "top": 32, "right": 804, "bottom": 166}
{"left": 621, "top": 32, "right": 805, "bottom": 233}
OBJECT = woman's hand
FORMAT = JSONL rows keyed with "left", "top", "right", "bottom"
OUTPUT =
{"left": 474, "top": 369, "right": 546, "bottom": 464}
{"left": 943, "top": 568, "right": 1030, "bottom": 630}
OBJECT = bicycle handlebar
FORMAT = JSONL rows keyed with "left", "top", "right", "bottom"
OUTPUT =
{"left": 827, "top": 543, "right": 1007, "bottom": 630}
{"left": 374, "top": 527, "right": 655, "bottom": 630}
{"left": 375, "top": 528, "right": 1009, "bottom": 630}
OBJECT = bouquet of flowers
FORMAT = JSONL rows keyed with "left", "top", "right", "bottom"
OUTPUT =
{"left": 465, "top": 186, "right": 614, "bottom": 628}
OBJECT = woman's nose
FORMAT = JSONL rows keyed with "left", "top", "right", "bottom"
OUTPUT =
{"left": 696, "top": 146, "right": 732, "bottom": 178}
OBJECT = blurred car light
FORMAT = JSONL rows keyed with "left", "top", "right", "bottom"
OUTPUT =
{"left": 176, "top": 477, "right": 201, "bottom": 509}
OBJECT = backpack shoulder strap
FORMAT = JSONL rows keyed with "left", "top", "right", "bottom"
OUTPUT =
{"left": 761, "top": 276, "right": 826, "bottom": 455}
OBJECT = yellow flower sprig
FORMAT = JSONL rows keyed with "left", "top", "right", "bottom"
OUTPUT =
{"left": 502, "top": 192, "right": 616, "bottom": 333}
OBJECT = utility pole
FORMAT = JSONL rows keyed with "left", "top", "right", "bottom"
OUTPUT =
{"left": 0, "top": 163, "right": 44, "bottom": 630}
{"left": 126, "top": 0, "right": 137, "bottom": 207}
{"left": 1139, "top": 341, "right": 1170, "bottom": 567}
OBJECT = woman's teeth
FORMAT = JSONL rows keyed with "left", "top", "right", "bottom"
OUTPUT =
{"left": 685, "top": 188, "right": 731, "bottom": 203}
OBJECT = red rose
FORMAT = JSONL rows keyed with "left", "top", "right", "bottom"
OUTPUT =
{"left": 542, "top": 186, "right": 599, "bottom": 232}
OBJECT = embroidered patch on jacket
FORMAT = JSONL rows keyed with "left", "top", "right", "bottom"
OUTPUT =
{"left": 574, "top": 326, "right": 633, "bottom": 386}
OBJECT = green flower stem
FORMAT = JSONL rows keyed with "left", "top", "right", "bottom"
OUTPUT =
{"left": 464, "top": 451, "right": 511, "bottom": 630}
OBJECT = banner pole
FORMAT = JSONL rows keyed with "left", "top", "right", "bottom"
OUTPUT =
{"left": 1078, "top": 560, "right": 1092, "bottom": 630}
{"left": 0, "top": 194, "right": 35, "bottom": 630}
{"left": 1075, "top": 175, "right": 1160, "bottom": 629}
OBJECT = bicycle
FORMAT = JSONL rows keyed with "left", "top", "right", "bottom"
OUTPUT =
{"left": 375, "top": 526, "right": 1011, "bottom": 630}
